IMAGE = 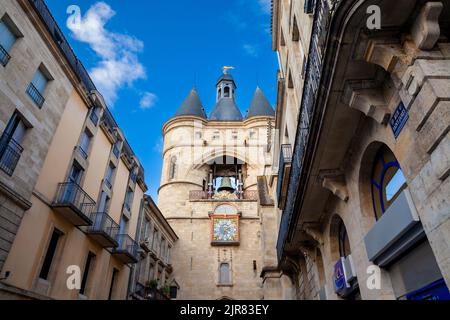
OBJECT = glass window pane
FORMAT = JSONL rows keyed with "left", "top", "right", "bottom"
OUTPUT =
{"left": 0, "top": 21, "right": 16, "bottom": 52}
{"left": 32, "top": 69, "right": 48, "bottom": 93}
{"left": 385, "top": 168, "right": 406, "bottom": 202}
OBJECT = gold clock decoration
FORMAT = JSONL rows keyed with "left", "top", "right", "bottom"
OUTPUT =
{"left": 211, "top": 215, "right": 239, "bottom": 246}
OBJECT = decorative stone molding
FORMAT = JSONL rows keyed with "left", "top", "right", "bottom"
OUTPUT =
{"left": 319, "top": 170, "right": 349, "bottom": 202}
{"left": 411, "top": 2, "right": 443, "bottom": 50}
{"left": 347, "top": 87, "right": 390, "bottom": 125}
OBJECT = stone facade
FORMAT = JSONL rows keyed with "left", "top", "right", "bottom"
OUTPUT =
{"left": 273, "top": 0, "right": 450, "bottom": 300}
{"left": 0, "top": 0, "right": 153, "bottom": 300}
{"left": 157, "top": 75, "right": 290, "bottom": 299}
{"left": 0, "top": 0, "right": 74, "bottom": 272}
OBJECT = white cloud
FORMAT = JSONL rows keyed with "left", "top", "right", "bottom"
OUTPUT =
{"left": 153, "top": 137, "right": 164, "bottom": 154}
{"left": 258, "top": 0, "right": 272, "bottom": 14}
{"left": 243, "top": 44, "right": 258, "bottom": 57}
{"left": 139, "top": 92, "right": 158, "bottom": 109}
{"left": 67, "top": 2, "right": 146, "bottom": 106}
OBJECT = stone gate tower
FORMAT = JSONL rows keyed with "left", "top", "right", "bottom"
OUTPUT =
{"left": 157, "top": 70, "right": 287, "bottom": 299}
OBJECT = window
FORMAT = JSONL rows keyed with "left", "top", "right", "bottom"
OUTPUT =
{"left": 79, "top": 129, "right": 91, "bottom": 159}
{"left": 89, "top": 106, "right": 100, "bottom": 126}
{"left": 0, "top": 112, "right": 26, "bottom": 176}
{"left": 169, "top": 156, "right": 177, "bottom": 180}
{"left": 224, "top": 86, "right": 230, "bottom": 98}
{"left": 39, "top": 229, "right": 62, "bottom": 280}
{"left": 160, "top": 238, "right": 166, "bottom": 259}
{"left": 97, "top": 191, "right": 110, "bottom": 213}
{"left": 108, "top": 268, "right": 119, "bottom": 300}
{"left": 112, "top": 143, "right": 120, "bottom": 158}
{"left": 104, "top": 162, "right": 115, "bottom": 189}
{"left": 304, "top": 0, "right": 315, "bottom": 14}
{"left": 371, "top": 145, "right": 407, "bottom": 220}
{"left": 0, "top": 15, "right": 18, "bottom": 66}
{"left": 292, "top": 16, "right": 300, "bottom": 41}
{"left": 27, "top": 67, "right": 50, "bottom": 108}
{"left": 152, "top": 228, "right": 159, "bottom": 251}
{"left": 80, "top": 252, "right": 95, "bottom": 295}
{"left": 338, "top": 221, "right": 350, "bottom": 258}
{"left": 142, "top": 217, "right": 150, "bottom": 240}
{"left": 124, "top": 188, "right": 133, "bottom": 211}
{"left": 219, "top": 263, "right": 230, "bottom": 284}
{"left": 167, "top": 245, "right": 172, "bottom": 264}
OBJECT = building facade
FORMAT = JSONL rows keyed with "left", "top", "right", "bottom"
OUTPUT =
{"left": 273, "top": 0, "right": 450, "bottom": 300}
{"left": 157, "top": 71, "right": 292, "bottom": 300}
{"left": 130, "top": 195, "right": 179, "bottom": 300}
{"left": 0, "top": 0, "right": 154, "bottom": 300}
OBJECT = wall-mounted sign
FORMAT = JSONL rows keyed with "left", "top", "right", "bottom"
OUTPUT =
{"left": 333, "top": 258, "right": 347, "bottom": 293}
{"left": 390, "top": 102, "right": 409, "bottom": 139}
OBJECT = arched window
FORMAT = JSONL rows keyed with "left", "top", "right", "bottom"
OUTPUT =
{"left": 215, "top": 204, "right": 237, "bottom": 215}
{"left": 338, "top": 220, "right": 351, "bottom": 258}
{"left": 224, "top": 86, "right": 230, "bottom": 97}
{"left": 169, "top": 156, "right": 177, "bottom": 180}
{"left": 219, "top": 263, "right": 230, "bottom": 284}
{"left": 371, "top": 145, "right": 407, "bottom": 220}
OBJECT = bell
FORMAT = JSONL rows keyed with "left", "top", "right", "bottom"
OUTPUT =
{"left": 217, "top": 176, "right": 235, "bottom": 193}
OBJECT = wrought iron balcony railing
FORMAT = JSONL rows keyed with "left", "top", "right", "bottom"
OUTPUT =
{"left": 276, "top": 0, "right": 336, "bottom": 262}
{"left": 189, "top": 190, "right": 258, "bottom": 201}
{"left": 52, "top": 182, "right": 95, "bottom": 226}
{"left": 276, "top": 144, "right": 292, "bottom": 209}
{"left": 26, "top": 83, "right": 45, "bottom": 108}
{"left": 0, "top": 137, "right": 23, "bottom": 176}
{"left": 0, "top": 44, "right": 11, "bottom": 67}
{"left": 86, "top": 212, "right": 119, "bottom": 247}
{"left": 113, "top": 234, "right": 138, "bottom": 264}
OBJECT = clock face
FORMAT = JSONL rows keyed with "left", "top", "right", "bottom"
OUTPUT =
{"left": 213, "top": 218, "right": 238, "bottom": 242}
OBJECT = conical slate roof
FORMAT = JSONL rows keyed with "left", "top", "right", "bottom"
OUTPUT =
{"left": 209, "top": 98, "right": 243, "bottom": 121}
{"left": 173, "top": 88, "right": 207, "bottom": 119}
{"left": 245, "top": 87, "right": 275, "bottom": 118}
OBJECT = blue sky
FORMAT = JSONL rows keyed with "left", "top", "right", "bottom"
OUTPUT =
{"left": 46, "top": 0, "right": 277, "bottom": 199}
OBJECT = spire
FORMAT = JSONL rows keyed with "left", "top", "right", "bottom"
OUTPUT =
{"left": 173, "top": 88, "right": 207, "bottom": 119}
{"left": 245, "top": 86, "right": 275, "bottom": 119}
{"left": 209, "top": 69, "right": 242, "bottom": 121}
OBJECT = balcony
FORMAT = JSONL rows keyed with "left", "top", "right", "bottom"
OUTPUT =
{"left": 26, "top": 83, "right": 45, "bottom": 108}
{"left": 276, "top": 144, "right": 292, "bottom": 209}
{"left": 86, "top": 212, "right": 119, "bottom": 247}
{"left": 0, "top": 44, "right": 11, "bottom": 67}
{"left": 189, "top": 190, "right": 258, "bottom": 201}
{"left": 52, "top": 182, "right": 95, "bottom": 226}
{"left": 112, "top": 234, "right": 138, "bottom": 264}
{"left": 277, "top": 0, "right": 332, "bottom": 263}
{"left": 0, "top": 137, "right": 23, "bottom": 176}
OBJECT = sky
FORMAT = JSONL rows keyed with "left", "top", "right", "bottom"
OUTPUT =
{"left": 46, "top": 0, "right": 278, "bottom": 199}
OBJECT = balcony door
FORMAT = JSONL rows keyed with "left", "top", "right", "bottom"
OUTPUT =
{"left": 62, "top": 162, "right": 83, "bottom": 203}
{"left": 0, "top": 113, "right": 26, "bottom": 173}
